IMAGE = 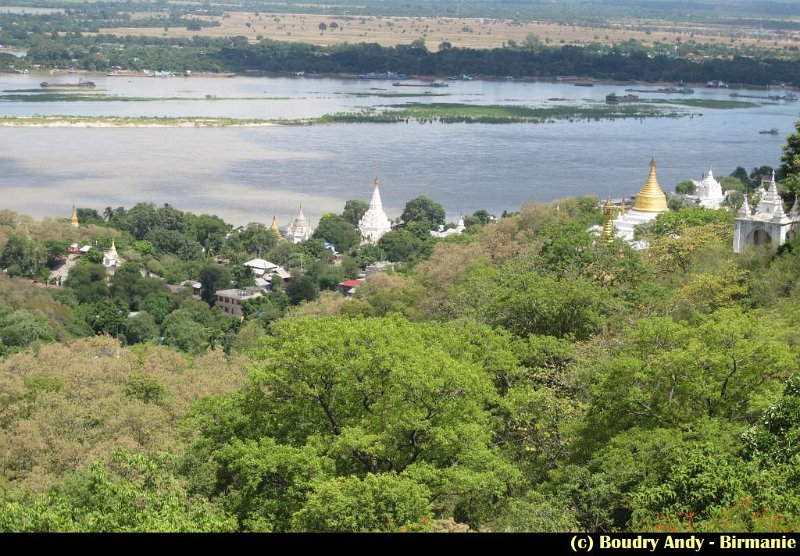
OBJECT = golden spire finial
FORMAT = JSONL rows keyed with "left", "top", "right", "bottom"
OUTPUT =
{"left": 70, "top": 205, "right": 79, "bottom": 228}
{"left": 631, "top": 158, "right": 669, "bottom": 213}
{"left": 270, "top": 215, "right": 282, "bottom": 239}
{"left": 109, "top": 238, "right": 117, "bottom": 254}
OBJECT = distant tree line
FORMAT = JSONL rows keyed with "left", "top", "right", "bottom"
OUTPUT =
{"left": 6, "top": 30, "right": 799, "bottom": 86}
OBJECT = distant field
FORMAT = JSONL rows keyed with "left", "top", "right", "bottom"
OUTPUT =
{"left": 98, "top": 11, "right": 800, "bottom": 51}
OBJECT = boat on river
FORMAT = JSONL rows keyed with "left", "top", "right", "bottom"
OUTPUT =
{"left": 625, "top": 85, "right": 693, "bottom": 94}
{"left": 605, "top": 93, "right": 639, "bottom": 104}
{"left": 40, "top": 78, "right": 95, "bottom": 88}
{"left": 392, "top": 81, "right": 449, "bottom": 88}
{"left": 759, "top": 128, "right": 780, "bottom": 135}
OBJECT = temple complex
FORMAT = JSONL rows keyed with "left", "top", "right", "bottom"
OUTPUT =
{"left": 286, "top": 205, "right": 313, "bottom": 243}
{"left": 686, "top": 167, "right": 726, "bottom": 209}
{"left": 611, "top": 158, "right": 670, "bottom": 246}
{"left": 358, "top": 178, "right": 392, "bottom": 242}
{"left": 733, "top": 171, "right": 800, "bottom": 252}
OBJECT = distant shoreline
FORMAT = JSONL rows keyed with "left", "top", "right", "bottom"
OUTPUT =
{"left": 0, "top": 116, "right": 283, "bottom": 128}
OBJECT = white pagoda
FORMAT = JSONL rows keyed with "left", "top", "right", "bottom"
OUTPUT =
{"left": 358, "top": 178, "right": 392, "bottom": 242}
{"left": 733, "top": 171, "right": 800, "bottom": 252}
{"left": 103, "top": 239, "right": 119, "bottom": 269}
{"left": 686, "top": 167, "right": 726, "bottom": 209}
{"left": 286, "top": 204, "right": 313, "bottom": 243}
{"left": 430, "top": 214, "right": 466, "bottom": 238}
{"left": 611, "top": 158, "right": 670, "bottom": 247}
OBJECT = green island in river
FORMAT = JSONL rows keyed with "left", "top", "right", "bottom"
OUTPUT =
{"left": 0, "top": 98, "right": 755, "bottom": 127}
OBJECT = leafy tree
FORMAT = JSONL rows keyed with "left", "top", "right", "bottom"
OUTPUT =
{"left": 230, "top": 263, "right": 255, "bottom": 289}
{"left": 187, "top": 316, "right": 519, "bottom": 530}
{"left": 401, "top": 196, "right": 445, "bottom": 231}
{"left": 743, "top": 375, "right": 800, "bottom": 465}
{"left": 581, "top": 309, "right": 795, "bottom": 450}
{"left": 237, "top": 222, "right": 278, "bottom": 257}
{"left": 291, "top": 474, "right": 433, "bottom": 532}
{"left": 192, "top": 214, "right": 230, "bottom": 257}
{"left": 719, "top": 176, "right": 745, "bottom": 193}
{"left": 142, "top": 293, "right": 176, "bottom": 324}
{"left": 781, "top": 121, "right": 800, "bottom": 202}
{"left": 65, "top": 262, "right": 108, "bottom": 304}
{"left": 377, "top": 229, "right": 428, "bottom": 263}
{"left": 731, "top": 167, "right": 751, "bottom": 190}
{"left": 447, "top": 259, "right": 617, "bottom": 339}
{"left": 110, "top": 262, "right": 169, "bottom": 311}
{"left": 0, "top": 452, "right": 235, "bottom": 532}
{"left": 353, "top": 244, "right": 386, "bottom": 268}
{"left": 76, "top": 208, "right": 104, "bottom": 227}
{"left": 0, "top": 235, "right": 45, "bottom": 279}
{"left": 125, "top": 312, "right": 159, "bottom": 344}
{"left": 490, "top": 490, "right": 578, "bottom": 532}
{"left": 675, "top": 180, "right": 696, "bottom": 194}
{"left": 198, "top": 263, "right": 232, "bottom": 307}
{"left": 0, "top": 309, "right": 53, "bottom": 348}
{"left": 120, "top": 202, "right": 159, "bottom": 240}
{"left": 145, "top": 228, "right": 202, "bottom": 261}
{"left": 341, "top": 199, "right": 369, "bottom": 227}
{"left": 90, "top": 297, "right": 129, "bottom": 336}
{"left": 285, "top": 274, "right": 318, "bottom": 305}
{"left": 161, "top": 310, "right": 212, "bottom": 353}
{"left": 83, "top": 248, "right": 104, "bottom": 264}
{"left": 312, "top": 214, "right": 361, "bottom": 252}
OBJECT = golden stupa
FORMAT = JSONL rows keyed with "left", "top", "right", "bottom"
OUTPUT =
{"left": 631, "top": 158, "right": 669, "bottom": 213}
{"left": 70, "top": 205, "right": 79, "bottom": 228}
{"left": 270, "top": 215, "right": 282, "bottom": 239}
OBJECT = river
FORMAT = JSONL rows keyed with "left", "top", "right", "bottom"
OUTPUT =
{"left": 0, "top": 72, "right": 796, "bottom": 226}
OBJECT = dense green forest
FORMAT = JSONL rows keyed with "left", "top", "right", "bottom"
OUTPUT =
{"left": 1, "top": 127, "right": 800, "bottom": 532}
{"left": 2, "top": 31, "right": 799, "bottom": 85}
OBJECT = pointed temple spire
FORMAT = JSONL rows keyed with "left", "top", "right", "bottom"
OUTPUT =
{"left": 70, "top": 205, "right": 79, "bottom": 228}
{"left": 359, "top": 177, "right": 392, "bottom": 242}
{"left": 738, "top": 196, "right": 751, "bottom": 218}
{"left": 368, "top": 177, "right": 383, "bottom": 210}
{"left": 287, "top": 204, "right": 313, "bottom": 243}
{"left": 631, "top": 158, "right": 669, "bottom": 213}
{"left": 270, "top": 215, "right": 283, "bottom": 240}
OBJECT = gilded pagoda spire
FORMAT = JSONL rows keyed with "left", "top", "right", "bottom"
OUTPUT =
{"left": 631, "top": 158, "right": 669, "bottom": 213}
{"left": 70, "top": 205, "right": 79, "bottom": 228}
{"left": 270, "top": 215, "right": 282, "bottom": 240}
{"left": 601, "top": 198, "right": 616, "bottom": 240}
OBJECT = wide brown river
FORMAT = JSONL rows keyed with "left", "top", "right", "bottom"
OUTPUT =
{"left": 0, "top": 72, "right": 795, "bottom": 225}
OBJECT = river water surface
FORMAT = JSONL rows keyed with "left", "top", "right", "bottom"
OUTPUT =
{"left": 0, "top": 72, "right": 796, "bottom": 225}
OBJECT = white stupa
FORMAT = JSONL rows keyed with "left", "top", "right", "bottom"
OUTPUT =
{"left": 358, "top": 178, "right": 392, "bottom": 242}
{"left": 286, "top": 204, "right": 313, "bottom": 243}
{"left": 686, "top": 167, "right": 725, "bottom": 209}
{"left": 103, "top": 239, "right": 119, "bottom": 268}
